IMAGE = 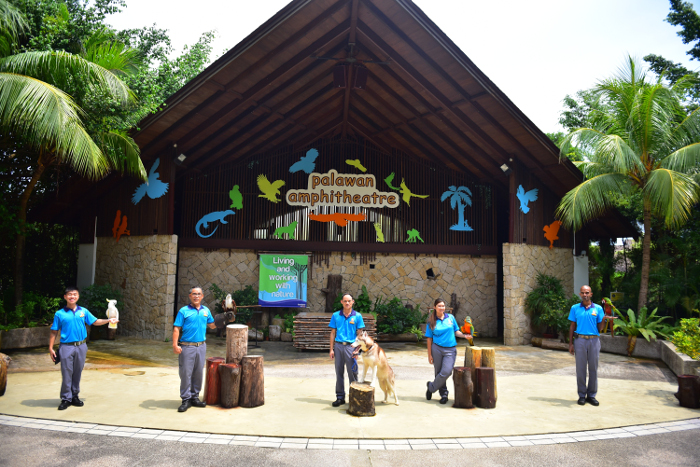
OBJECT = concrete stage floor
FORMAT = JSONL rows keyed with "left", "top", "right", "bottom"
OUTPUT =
{"left": 1, "top": 337, "right": 698, "bottom": 439}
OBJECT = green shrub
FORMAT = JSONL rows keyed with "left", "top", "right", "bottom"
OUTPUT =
{"left": 374, "top": 296, "right": 423, "bottom": 335}
{"left": 0, "top": 292, "right": 65, "bottom": 330}
{"left": 283, "top": 313, "right": 295, "bottom": 334}
{"left": 525, "top": 273, "right": 578, "bottom": 336}
{"left": 80, "top": 284, "right": 124, "bottom": 319}
{"left": 355, "top": 286, "right": 372, "bottom": 314}
{"left": 613, "top": 307, "right": 671, "bottom": 341}
{"left": 209, "top": 283, "right": 258, "bottom": 324}
{"left": 672, "top": 318, "right": 700, "bottom": 360}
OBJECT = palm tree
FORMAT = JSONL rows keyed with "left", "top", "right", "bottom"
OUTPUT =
{"left": 0, "top": 0, "right": 146, "bottom": 305}
{"left": 556, "top": 57, "right": 700, "bottom": 312}
{"left": 440, "top": 185, "right": 473, "bottom": 231}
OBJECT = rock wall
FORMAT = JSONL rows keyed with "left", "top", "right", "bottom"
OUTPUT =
{"left": 177, "top": 249, "right": 499, "bottom": 337}
{"left": 502, "top": 243, "right": 573, "bottom": 345}
{"left": 95, "top": 235, "right": 178, "bottom": 340}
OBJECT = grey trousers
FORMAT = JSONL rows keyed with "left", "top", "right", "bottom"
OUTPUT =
{"left": 179, "top": 344, "right": 207, "bottom": 401}
{"left": 574, "top": 337, "right": 600, "bottom": 398}
{"left": 428, "top": 343, "right": 456, "bottom": 398}
{"left": 334, "top": 342, "right": 358, "bottom": 399}
{"left": 59, "top": 343, "right": 88, "bottom": 401}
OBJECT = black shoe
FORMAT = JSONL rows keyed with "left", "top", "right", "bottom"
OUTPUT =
{"left": 439, "top": 396, "right": 448, "bottom": 405}
{"left": 426, "top": 382, "right": 432, "bottom": 401}
{"left": 58, "top": 400, "right": 71, "bottom": 410}
{"left": 331, "top": 398, "right": 346, "bottom": 407}
{"left": 577, "top": 397, "right": 586, "bottom": 405}
{"left": 190, "top": 397, "right": 206, "bottom": 408}
{"left": 178, "top": 399, "right": 192, "bottom": 412}
{"left": 586, "top": 397, "right": 599, "bottom": 406}
{"left": 71, "top": 396, "right": 84, "bottom": 407}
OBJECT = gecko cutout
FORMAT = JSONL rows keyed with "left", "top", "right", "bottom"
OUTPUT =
{"left": 257, "top": 174, "right": 285, "bottom": 202}
{"left": 289, "top": 148, "right": 319, "bottom": 174}
{"left": 131, "top": 158, "right": 169, "bottom": 205}
{"left": 345, "top": 159, "right": 367, "bottom": 172}
{"left": 516, "top": 185, "right": 539, "bottom": 213}
{"left": 374, "top": 222, "right": 385, "bottom": 243}
{"left": 308, "top": 212, "right": 367, "bottom": 227}
{"left": 272, "top": 221, "right": 298, "bottom": 240}
{"left": 229, "top": 185, "right": 243, "bottom": 210}
{"left": 543, "top": 220, "right": 563, "bottom": 249}
{"left": 440, "top": 185, "right": 474, "bottom": 231}
{"left": 406, "top": 228, "right": 424, "bottom": 243}
{"left": 112, "top": 210, "right": 130, "bottom": 242}
{"left": 195, "top": 210, "right": 235, "bottom": 238}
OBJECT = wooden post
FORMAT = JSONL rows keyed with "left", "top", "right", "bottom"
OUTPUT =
{"left": 480, "top": 347, "right": 497, "bottom": 400}
{"left": 674, "top": 375, "right": 700, "bottom": 409}
{"left": 218, "top": 363, "right": 241, "bottom": 408}
{"left": 474, "top": 367, "right": 496, "bottom": 409}
{"left": 464, "top": 346, "right": 482, "bottom": 388}
{"left": 452, "top": 366, "right": 473, "bottom": 409}
{"left": 0, "top": 353, "right": 8, "bottom": 397}
{"left": 321, "top": 274, "right": 343, "bottom": 313}
{"left": 226, "top": 324, "right": 248, "bottom": 364}
{"left": 204, "top": 357, "right": 225, "bottom": 405}
{"left": 347, "top": 382, "right": 375, "bottom": 416}
{"left": 239, "top": 355, "right": 264, "bottom": 407}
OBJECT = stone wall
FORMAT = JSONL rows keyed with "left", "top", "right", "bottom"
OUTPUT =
{"left": 95, "top": 235, "right": 178, "bottom": 340}
{"left": 177, "top": 249, "right": 499, "bottom": 337}
{"left": 502, "top": 243, "right": 573, "bottom": 345}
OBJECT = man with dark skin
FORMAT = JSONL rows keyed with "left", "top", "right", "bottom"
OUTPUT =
{"left": 329, "top": 293, "right": 364, "bottom": 407}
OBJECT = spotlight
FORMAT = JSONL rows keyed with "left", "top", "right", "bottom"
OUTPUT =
{"left": 177, "top": 154, "right": 186, "bottom": 162}
{"left": 500, "top": 163, "right": 512, "bottom": 176}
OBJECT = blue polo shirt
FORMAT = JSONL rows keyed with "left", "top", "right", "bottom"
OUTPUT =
{"left": 51, "top": 306, "right": 97, "bottom": 343}
{"left": 174, "top": 304, "right": 214, "bottom": 343}
{"left": 425, "top": 313, "right": 459, "bottom": 347}
{"left": 329, "top": 309, "right": 365, "bottom": 342}
{"left": 568, "top": 302, "right": 604, "bottom": 336}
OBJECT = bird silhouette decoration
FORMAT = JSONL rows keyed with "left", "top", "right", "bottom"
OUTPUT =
{"left": 112, "top": 210, "right": 130, "bottom": 242}
{"left": 257, "top": 174, "right": 285, "bottom": 203}
{"left": 229, "top": 184, "right": 243, "bottom": 210}
{"left": 516, "top": 185, "right": 539, "bottom": 213}
{"left": 131, "top": 158, "right": 169, "bottom": 205}
{"left": 384, "top": 172, "right": 400, "bottom": 191}
{"left": 308, "top": 212, "right": 366, "bottom": 227}
{"left": 345, "top": 159, "right": 367, "bottom": 172}
{"left": 289, "top": 148, "right": 319, "bottom": 174}
{"left": 543, "top": 220, "right": 563, "bottom": 249}
{"left": 399, "top": 179, "right": 429, "bottom": 206}
{"left": 374, "top": 222, "right": 385, "bottom": 243}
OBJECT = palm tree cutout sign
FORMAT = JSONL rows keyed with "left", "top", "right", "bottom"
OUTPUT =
{"left": 132, "top": 158, "right": 169, "bottom": 204}
{"left": 441, "top": 186, "right": 474, "bottom": 231}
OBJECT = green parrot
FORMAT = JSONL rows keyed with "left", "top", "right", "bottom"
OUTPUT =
{"left": 229, "top": 184, "right": 243, "bottom": 210}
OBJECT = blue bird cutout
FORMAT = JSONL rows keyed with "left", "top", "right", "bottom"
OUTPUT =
{"left": 289, "top": 148, "right": 319, "bottom": 174}
{"left": 516, "top": 185, "right": 539, "bottom": 214}
{"left": 195, "top": 210, "right": 236, "bottom": 238}
{"left": 132, "top": 158, "right": 169, "bottom": 205}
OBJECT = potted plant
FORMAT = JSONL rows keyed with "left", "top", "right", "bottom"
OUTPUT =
{"left": 525, "top": 273, "right": 579, "bottom": 341}
{"left": 613, "top": 307, "right": 671, "bottom": 356}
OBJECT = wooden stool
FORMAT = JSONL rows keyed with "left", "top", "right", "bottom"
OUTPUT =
{"left": 203, "top": 357, "right": 225, "bottom": 405}
{"left": 0, "top": 353, "right": 8, "bottom": 397}
{"left": 218, "top": 363, "right": 241, "bottom": 408}
{"left": 347, "top": 382, "right": 375, "bottom": 416}
{"left": 452, "top": 366, "right": 474, "bottom": 408}
{"left": 240, "top": 355, "right": 264, "bottom": 407}
{"left": 474, "top": 367, "right": 496, "bottom": 409}
{"left": 674, "top": 375, "right": 700, "bottom": 409}
{"left": 226, "top": 324, "right": 248, "bottom": 364}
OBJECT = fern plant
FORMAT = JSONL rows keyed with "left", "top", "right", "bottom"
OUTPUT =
{"left": 613, "top": 307, "right": 670, "bottom": 356}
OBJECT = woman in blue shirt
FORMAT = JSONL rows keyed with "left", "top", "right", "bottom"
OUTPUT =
{"left": 425, "top": 298, "right": 470, "bottom": 404}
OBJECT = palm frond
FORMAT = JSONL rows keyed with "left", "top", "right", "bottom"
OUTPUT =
{"left": 556, "top": 172, "right": 627, "bottom": 230}
{"left": 644, "top": 169, "right": 700, "bottom": 228}
{"left": 662, "top": 141, "right": 700, "bottom": 173}
{"left": 0, "top": 0, "right": 27, "bottom": 43}
{"left": 97, "top": 131, "right": 147, "bottom": 181}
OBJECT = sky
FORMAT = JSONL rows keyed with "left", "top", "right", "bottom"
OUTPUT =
{"left": 106, "top": 0, "right": 699, "bottom": 134}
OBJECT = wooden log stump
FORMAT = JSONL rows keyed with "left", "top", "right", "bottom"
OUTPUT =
{"left": 474, "top": 367, "right": 496, "bottom": 409}
{"left": 674, "top": 374, "right": 700, "bottom": 409}
{"left": 0, "top": 353, "right": 8, "bottom": 397}
{"left": 218, "top": 363, "right": 241, "bottom": 408}
{"left": 452, "top": 366, "right": 473, "bottom": 409}
{"left": 226, "top": 324, "right": 248, "bottom": 364}
{"left": 239, "top": 355, "right": 264, "bottom": 408}
{"left": 347, "top": 382, "right": 375, "bottom": 416}
{"left": 531, "top": 337, "right": 543, "bottom": 347}
{"left": 464, "top": 346, "right": 482, "bottom": 389}
{"left": 480, "top": 347, "right": 497, "bottom": 400}
{"left": 541, "top": 339, "right": 569, "bottom": 351}
{"left": 204, "top": 357, "right": 225, "bottom": 406}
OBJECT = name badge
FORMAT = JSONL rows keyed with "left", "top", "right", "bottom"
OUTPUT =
{"left": 79, "top": 312, "right": 84, "bottom": 318}
{"left": 592, "top": 311, "right": 597, "bottom": 317}
{"left": 203, "top": 311, "right": 209, "bottom": 317}
{"left": 350, "top": 319, "right": 355, "bottom": 324}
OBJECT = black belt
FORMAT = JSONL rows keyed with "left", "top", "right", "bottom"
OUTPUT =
{"left": 62, "top": 339, "right": 86, "bottom": 346}
{"left": 179, "top": 341, "right": 205, "bottom": 346}
{"left": 336, "top": 341, "right": 353, "bottom": 345}
{"left": 577, "top": 335, "right": 598, "bottom": 339}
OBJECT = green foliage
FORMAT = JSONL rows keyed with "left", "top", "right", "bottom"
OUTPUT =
{"left": 374, "top": 296, "right": 423, "bottom": 335}
{"left": 672, "top": 317, "right": 700, "bottom": 359}
{"left": 613, "top": 307, "right": 671, "bottom": 341}
{"left": 283, "top": 313, "right": 295, "bottom": 334}
{"left": 525, "top": 273, "right": 579, "bottom": 335}
{"left": 407, "top": 325, "right": 423, "bottom": 341}
{"left": 208, "top": 283, "right": 257, "bottom": 325}
{"left": 0, "top": 290, "right": 61, "bottom": 330}
{"left": 80, "top": 284, "right": 123, "bottom": 319}
{"left": 666, "top": 0, "right": 700, "bottom": 61}
{"left": 355, "top": 286, "right": 372, "bottom": 314}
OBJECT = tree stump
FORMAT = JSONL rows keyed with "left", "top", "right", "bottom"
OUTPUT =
{"left": 218, "top": 363, "right": 241, "bottom": 408}
{"left": 321, "top": 274, "right": 343, "bottom": 313}
{"left": 204, "top": 357, "right": 226, "bottom": 406}
{"left": 474, "top": 367, "right": 496, "bottom": 409}
{"left": 674, "top": 374, "right": 700, "bottom": 409}
{"left": 106, "top": 328, "right": 117, "bottom": 340}
{"left": 239, "top": 355, "right": 264, "bottom": 408}
{"left": 0, "top": 353, "right": 8, "bottom": 397}
{"left": 464, "top": 346, "right": 482, "bottom": 389}
{"left": 226, "top": 324, "right": 248, "bottom": 364}
{"left": 452, "top": 366, "right": 473, "bottom": 409}
{"left": 347, "top": 382, "right": 375, "bottom": 416}
{"left": 480, "top": 347, "right": 497, "bottom": 400}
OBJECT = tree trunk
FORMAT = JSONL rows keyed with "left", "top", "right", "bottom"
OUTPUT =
{"left": 480, "top": 347, "right": 497, "bottom": 400}
{"left": 218, "top": 363, "right": 241, "bottom": 408}
{"left": 452, "top": 366, "right": 473, "bottom": 409}
{"left": 239, "top": 355, "right": 264, "bottom": 407}
{"left": 204, "top": 357, "right": 226, "bottom": 405}
{"left": 226, "top": 324, "right": 248, "bottom": 364}
{"left": 347, "top": 382, "right": 375, "bottom": 416}
{"left": 638, "top": 200, "right": 652, "bottom": 312}
{"left": 321, "top": 275, "right": 343, "bottom": 313}
{"left": 674, "top": 375, "right": 700, "bottom": 409}
{"left": 627, "top": 335, "right": 637, "bottom": 357}
{"left": 0, "top": 353, "right": 9, "bottom": 397}
{"left": 474, "top": 367, "right": 496, "bottom": 409}
{"left": 464, "top": 346, "right": 482, "bottom": 387}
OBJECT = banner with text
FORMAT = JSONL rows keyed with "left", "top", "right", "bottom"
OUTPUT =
{"left": 258, "top": 254, "right": 308, "bottom": 307}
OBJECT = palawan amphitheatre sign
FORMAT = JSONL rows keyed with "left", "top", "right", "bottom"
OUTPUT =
{"left": 286, "top": 170, "right": 399, "bottom": 209}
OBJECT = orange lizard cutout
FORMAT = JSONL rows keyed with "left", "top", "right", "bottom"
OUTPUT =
{"left": 308, "top": 212, "right": 367, "bottom": 227}
{"left": 543, "top": 220, "right": 562, "bottom": 249}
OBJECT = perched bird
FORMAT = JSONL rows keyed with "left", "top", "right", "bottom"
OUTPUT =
{"left": 459, "top": 316, "right": 476, "bottom": 345}
{"left": 289, "top": 148, "right": 319, "bottom": 174}
{"left": 257, "top": 174, "right": 285, "bottom": 202}
{"left": 543, "top": 220, "right": 563, "bottom": 249}
{"left": 229, "top": 184, "right": 243, "bottom": 210}
{"left": 399, "top": 179, "right": 429, "bottom": 206}
{"left": 132, "top": 158, "right": 169, "bottom": 205}
{"left": 384, "top": 172, "right": 400, "bottom": 191}
{"left": 374, "top": 222, "right": 385, "bottom": 243}
{"left": 105, "top": 299, "right": 119, "bottom": 329}
{"left": 345, "top": 159, "right": 367, "bottom": 172}
{"left": 516, "top": 185, "right": 539, "bottom": 213}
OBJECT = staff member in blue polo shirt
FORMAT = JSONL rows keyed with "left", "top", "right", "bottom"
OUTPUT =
{"left": 48, "top": 287, "right": 118, "bottom": 410}
{"left": 425, "top": 298, "right": 470, "bottom": 404}
{"left": 568, "top": 285, "right": 611, "bottom": 407}
{"left": 173, "top": 286, "right": 216, "bottom": 412}
{"left": 329, "top": 293, "right": 365, "bottom": 407}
